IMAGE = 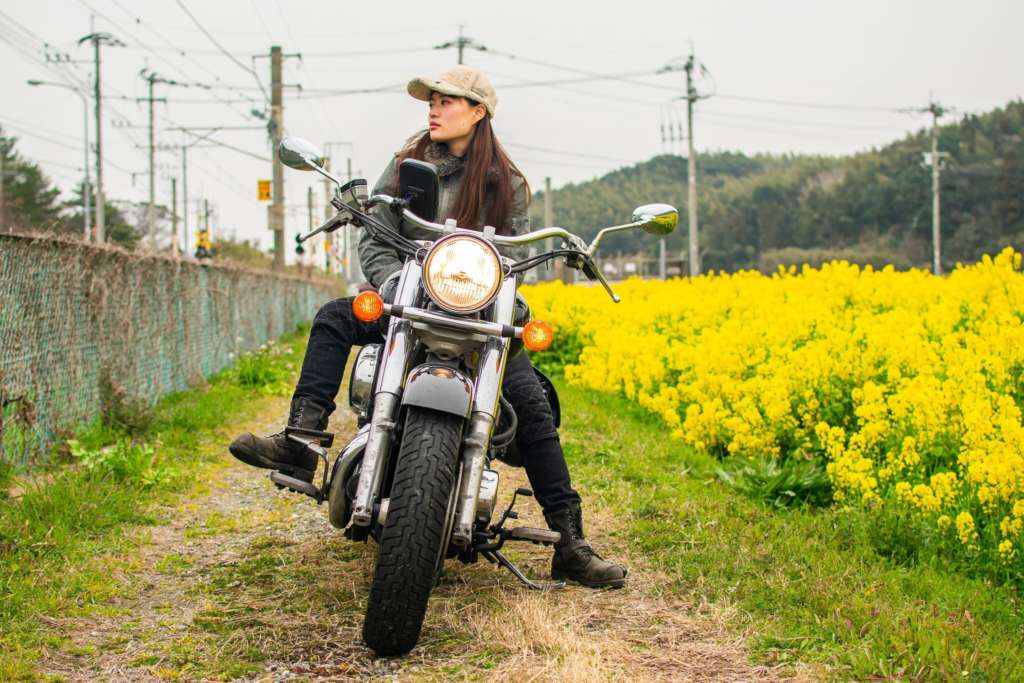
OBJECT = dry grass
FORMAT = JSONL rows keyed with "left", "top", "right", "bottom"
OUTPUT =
{"left": 31, "top": 396, "right": 807, "bottom": 682}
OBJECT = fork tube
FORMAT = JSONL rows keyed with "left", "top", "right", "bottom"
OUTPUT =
{"left": 452, "top": 278, "right": 518, "bottom": 545}
{"left": 351, "top": 261, "right": 421, "bottom": 526}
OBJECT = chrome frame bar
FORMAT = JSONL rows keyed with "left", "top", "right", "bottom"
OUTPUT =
{"left": 382, "top": 303, "right": 522, "bottom": 339}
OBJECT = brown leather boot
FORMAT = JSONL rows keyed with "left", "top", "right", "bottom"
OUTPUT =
{"left": 228, "top": 396, "right": 329, "bottom": 483}
{"left": 545, "top": 503, "right": 628, "bottom": 589}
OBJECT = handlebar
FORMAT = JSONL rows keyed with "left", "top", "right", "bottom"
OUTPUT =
{"left": 296, "top": 192, "right": 625, "bottom": 303}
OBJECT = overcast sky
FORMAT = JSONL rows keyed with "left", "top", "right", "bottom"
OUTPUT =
{"left": 1, "top": 0, "right": 1020, "bottom": 258}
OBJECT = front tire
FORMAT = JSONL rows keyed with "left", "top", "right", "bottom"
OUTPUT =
{"left": 362, "top": 407, "right": 462, "bottom": 656}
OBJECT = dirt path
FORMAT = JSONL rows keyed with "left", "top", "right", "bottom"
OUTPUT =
{"left": 36, "top": 396, "right": 801, "bottom": 682}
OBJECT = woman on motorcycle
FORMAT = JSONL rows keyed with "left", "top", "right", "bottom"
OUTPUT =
{"left": 230, "top": 65, "right": 626, "bottom": 589}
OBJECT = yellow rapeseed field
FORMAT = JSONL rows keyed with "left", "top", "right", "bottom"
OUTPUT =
{"left": 523, "top": 247, "right": 1024, "bottom": 569}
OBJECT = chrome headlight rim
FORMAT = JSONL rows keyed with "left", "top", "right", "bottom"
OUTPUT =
{"left": 422, "top": 232, "right": 504, "bottom": 314}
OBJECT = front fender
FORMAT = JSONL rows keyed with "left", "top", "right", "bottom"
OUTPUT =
{"left": 401, "top": 364, "right": 474, "bottom": 419}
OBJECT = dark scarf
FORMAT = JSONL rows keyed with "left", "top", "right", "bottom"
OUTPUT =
{"left": 423, "top": 140, "right": 501, "bottom": 184}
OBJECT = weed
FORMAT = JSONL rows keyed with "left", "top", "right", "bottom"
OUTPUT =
{"left": 716, "top": 456, "right": 833, "bottom": 508}
{"left": 67, "top": 440, "right": 175, "bottom": 489}
{"left": 227, "top": 341, "right": 294, "bottom": 395}
{"left": 98, "top": 371, "right": 153, "bottom": 435}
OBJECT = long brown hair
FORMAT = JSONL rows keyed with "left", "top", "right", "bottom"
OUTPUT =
{"left": 396, "top": 112, "right": 529, "bottom": 235}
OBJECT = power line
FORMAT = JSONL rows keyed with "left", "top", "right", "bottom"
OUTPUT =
{"left": 699, "top": 108, "right": 908, "bottom": 132}
{"left": 478, "top": 46, "right": 679, "bottom": 94}
{"left": 514, "top": 156, "right": 614, "bottom": 172}
{"left": 504, "top": 142, "right": 637, "bottom": 164}
{"left": 175, "top": 130, "right": 270, "bottom": 161}
{"left": 94, "top": 0, "right": 263, "bottom": 120}
{"left": 0, "top": 120, "right": 84, "bottom": 152}
{"left": 714, "top": 93, "right": 906, "bottom": 113}
{"left": 173, "top": 0, "right": 269, "bottom": 102}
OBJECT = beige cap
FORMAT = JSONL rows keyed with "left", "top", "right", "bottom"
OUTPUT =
{"left": 407, "top": 65, "right": 498, "bottom": 118}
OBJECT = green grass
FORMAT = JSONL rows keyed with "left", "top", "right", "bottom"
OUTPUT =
{"left": 0, "top": 326, "right": 309, "bottom": 681}
{"left": 557, "top": 380, "right": 1024, "bottom": 682}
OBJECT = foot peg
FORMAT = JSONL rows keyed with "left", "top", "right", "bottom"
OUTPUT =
{"left": 284, "top": 426, "right": 334, "bottom": 448}
{"left": 506, "top": 527, "right": 561, "bottom": 546}
{"left": 274, "top": 427, "right": 336, "bottom": 504}
{"left": 270, "top": 471, "right": 320, "bottom": 498}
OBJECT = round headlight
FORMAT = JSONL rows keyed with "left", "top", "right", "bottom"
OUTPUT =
{"left": 422, "top": 234, "right": 502, "bottom": 313}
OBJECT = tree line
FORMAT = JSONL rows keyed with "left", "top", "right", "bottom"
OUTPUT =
{"left": 529, "top": 99, "right": 1024, "bottom": 272}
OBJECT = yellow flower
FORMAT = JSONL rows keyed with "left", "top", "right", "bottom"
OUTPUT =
{"left": 524, "top": 248, "right": 1024, "bottom": 561}
{"left": 956, "top": 512, "right": 978, "bottom": 546}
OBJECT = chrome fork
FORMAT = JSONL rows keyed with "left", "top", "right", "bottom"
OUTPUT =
{"left": 451, "top": 277, "right": 517, "bottom": 545}
{"left": 350, "top": 261, "right": 422, "bottom": 526}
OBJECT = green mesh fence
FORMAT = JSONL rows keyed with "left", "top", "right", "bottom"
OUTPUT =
{"left": 0, "top": 234, "right": 340, "bottom": 468}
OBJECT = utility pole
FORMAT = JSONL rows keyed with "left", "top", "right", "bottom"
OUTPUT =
{"left": 434, "top": 26, "right": 486, "bottom": 65}
{"left": 79, "top": 32, "right": 124, "bottom": 244}
{"left": 170, "top": 178, "right": 178, "bottom": 255}
{"left": 182, "top": 146, "right": 188, "bottom": 255}
{"left": 324, "top": 141, "right": 359, "bottom": 282}
{"left": 543, "top": 176, "right": 571, "bottom": 283}
{"left": 660, "top": 47, "right": 710, "bottom": 277}
{"left": 306, "top": 185, "right": 314, "bottom": 269}
{"left": 270, "top": 46, "right": 285, "bottom": 269}
{"left": 926, "top": 101, "right": 947, "bottom": 275}
{"left": 544, "top": 176, "right": 553, "bottom": 281}
{"left": 684, "top": 52, "right": 700, "bottom": 277}
{"left": 140, "top": 70, "right": 168, "bottom": 248}
{"left": 322, "top": 155, "right": 333, "bottom": 273}
{"left": 0, "top": 148, "right": 5, "bottom": 233}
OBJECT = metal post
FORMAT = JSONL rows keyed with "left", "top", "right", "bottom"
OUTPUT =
{"left": 82, "top": 91, "right": 91, "bottom": 242}
{"left": 345, "top": 156, "right": 362, "bottom": 283}
{"left": 270, "top": 46, "right": 285, "bottom": 270}
{"left": 685, "top": 52, "right": 700, "bottom": 277}
{"left": 171, "top": 178, "right": 178, "bottom": 255}
{"left": 307, "top": 185, "right": 314, "bottom": 269}
{"left": 79, "top": 33, "right": 125, "bottom": 243}
{"left": 544, "top": 176, "right": 554, "bottom": 281}
{"left": 322, "top": 155, "right": 333, "bottom": 273}
{"left": 147, "top": 74, "right": 156, "bottom": 247}
{"left": 0, "top": 148, "right": 5, "bottom": 233}
{"left": 659, "top": 238, "right": 666, "bottom": 279}
{"left": 182, "top": 145, "right": 188, "bottom": 256}
{"left": 929, "top": 102, "right": 944, "bottom": 276}
{"left": 93, "top": 37, "right": 104, "bottom": 243}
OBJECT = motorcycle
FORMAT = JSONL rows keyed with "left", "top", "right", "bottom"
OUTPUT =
{"left": 271, "top": 135, "right": 677, "bottom": 656}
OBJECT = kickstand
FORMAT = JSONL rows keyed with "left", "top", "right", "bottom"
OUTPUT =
{"left": 482, "top": 550, "right": 565, "bottom": 591}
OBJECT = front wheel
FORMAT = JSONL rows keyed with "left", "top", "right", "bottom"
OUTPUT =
{"left": 362, "top": 407, "right": 463, "bottom": 656}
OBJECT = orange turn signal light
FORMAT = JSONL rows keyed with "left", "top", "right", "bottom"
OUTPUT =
{"left": 522, "top": 320, "right": 554, "bottom": 352}
{"left": 352, "top": 291, "right": 385, "bottom": 322}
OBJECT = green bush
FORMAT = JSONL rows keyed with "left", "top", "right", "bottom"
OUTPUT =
{"left": 716, "top": 456, "right": 833, "bottom": 508}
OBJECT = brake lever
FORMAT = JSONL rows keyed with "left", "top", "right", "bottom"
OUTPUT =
{"left": 296, "top": 211, "right": 348, "bottom": 244}
{"left": 559, "top": 250, "right": 618, "bottom": 302}
{"left": 583, "top": 254, "right": 620, "bottom": 303}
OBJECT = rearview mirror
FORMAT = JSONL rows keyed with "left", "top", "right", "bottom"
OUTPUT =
{"left": 631, "top": 203, "right": 678, "bottom": 236}
{"left": 399, "top": 159, "right": 440, "bottom": 222}
{"left": 279, "top": 136, "right": 326, "bottom": 171}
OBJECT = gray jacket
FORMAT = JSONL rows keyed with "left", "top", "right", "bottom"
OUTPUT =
{"left": 358, "top": 140, "right": 530, "bottom": 289}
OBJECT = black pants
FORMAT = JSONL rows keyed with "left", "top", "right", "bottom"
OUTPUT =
{"left": 294, "top": 297, "right": 580, "bottom": 515}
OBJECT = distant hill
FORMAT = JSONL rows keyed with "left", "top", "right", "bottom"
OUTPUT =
{"left": 529, "top": 100, "right": 1024, "bottom": 272}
